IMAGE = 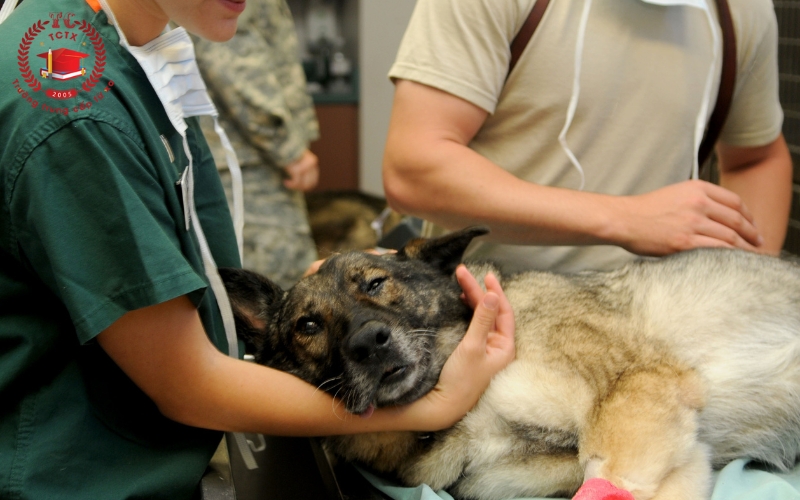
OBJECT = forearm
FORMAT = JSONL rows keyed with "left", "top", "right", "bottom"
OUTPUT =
{"left": 99, "top": 296, "right": 448, "bottom": 436}
{"left": 383, "top": 80, "right": 630, "bottom": 248}
{"left": 384, "top": 138, "right": 621, "bottom": 247}
{"left": 717, "top": 136, "right": 793, "bottom": 254}
{"left": 162, "top": 344, "right": 449, "bottom": 436}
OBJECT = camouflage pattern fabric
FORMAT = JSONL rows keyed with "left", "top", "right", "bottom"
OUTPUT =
{"left": 194, "top": 0, "right": 320, "bottom": 288}
{"left": 217, "top": 168, "right": 318, "bottom": 289}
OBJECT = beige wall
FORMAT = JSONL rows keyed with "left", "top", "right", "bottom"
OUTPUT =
{"left": 358, "top": 0, "right": 415, "bottom": 196}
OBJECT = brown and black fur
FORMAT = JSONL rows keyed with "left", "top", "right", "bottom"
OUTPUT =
{"left": 221, "top": 227, "right": 800, "bottom": 500}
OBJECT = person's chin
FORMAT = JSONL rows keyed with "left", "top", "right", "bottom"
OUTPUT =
{"left": 197, "top": 17, "right": 239, "bottom": 42}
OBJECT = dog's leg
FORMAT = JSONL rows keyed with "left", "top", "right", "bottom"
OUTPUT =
{"left": 646, "top": 443, "right": 712, "bottom": 500}
{"left": 578, "top": 365, "right": 709, "bottom": 500}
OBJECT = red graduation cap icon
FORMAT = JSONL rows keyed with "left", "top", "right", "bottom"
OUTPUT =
{"left": 38, "top": 48, "right": 89, "bottom": 81}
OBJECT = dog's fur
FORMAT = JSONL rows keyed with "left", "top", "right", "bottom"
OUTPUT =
{"left": 220, "top": 227, "right": 800, "bottom": 500}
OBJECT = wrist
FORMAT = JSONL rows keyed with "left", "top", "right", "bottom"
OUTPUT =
{"left": 583, "top": 193, "right": 630, "bottom": 248}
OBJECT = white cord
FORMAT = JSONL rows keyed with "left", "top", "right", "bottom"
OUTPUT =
{"left": 558, "top": 0, "right": 593, "bottom": 191}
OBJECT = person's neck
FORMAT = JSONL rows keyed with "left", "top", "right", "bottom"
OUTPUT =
{"left": 104, "top": 0, "right": 169, "bottom": 46}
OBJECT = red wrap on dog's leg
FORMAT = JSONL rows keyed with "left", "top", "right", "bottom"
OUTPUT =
{"left": 573, "top": 478, "right": 635, "bottom": 500}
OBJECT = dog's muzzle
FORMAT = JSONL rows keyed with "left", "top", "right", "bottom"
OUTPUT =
{"left": 347, "top": 319, "right": 392, "bottom": 362}
{"left": 345, "top": 318, "right": 409, "bottom": 383}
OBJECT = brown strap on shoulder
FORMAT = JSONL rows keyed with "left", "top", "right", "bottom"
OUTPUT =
{"left": 508, "top": 0, "right": 552, "bottom": 77}
{"left": 698, "top": 0, "right": 736, "bottom": 167}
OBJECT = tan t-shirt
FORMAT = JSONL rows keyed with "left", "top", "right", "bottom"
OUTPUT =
{"left": 389, "top": 0, "right": 783, "bottom": 273}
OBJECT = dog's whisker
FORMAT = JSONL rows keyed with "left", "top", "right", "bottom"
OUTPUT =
{"left": 331, "top": 386, "right": 348, "bottom": 421}
{"left": 407, "top": 328, "right": 437, "bottom": 336}
{"left": 314, "top": 374, "right": 344, "bottom": 395}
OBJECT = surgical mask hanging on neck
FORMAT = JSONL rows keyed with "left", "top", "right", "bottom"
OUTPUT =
{"left": 559, "top": 0, "right": 720, "bottom": 189}
{"left": 0, "top": 0, "right": 18, "bottom": 24}
{"left": 98, "top": 0, "right": 258, "bottom": 470}
{"left": 98, "top": 0, "right": 244, "bottom": 254}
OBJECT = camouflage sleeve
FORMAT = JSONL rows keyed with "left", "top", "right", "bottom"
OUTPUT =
{"left": 195, "top": 0, "right": 319, "bottom": 169}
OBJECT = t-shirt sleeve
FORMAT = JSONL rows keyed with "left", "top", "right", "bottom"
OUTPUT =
{"left": 719, "top": 0, "right": 784, "bottom": 147}
{"left": 388, "top": 0, "right": 530, "bottom": 114}
{"left": 9, "top": 118, "right": 207, "bottom": 344}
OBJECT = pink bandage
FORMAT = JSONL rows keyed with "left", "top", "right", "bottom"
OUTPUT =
{"left": 572, "top": 478, "right": 635, "bottom": 500}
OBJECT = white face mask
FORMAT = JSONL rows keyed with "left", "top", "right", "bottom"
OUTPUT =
{"left": 560, "top": 0, "right": 719, "bottom": 189}
{"left": 125, "top": 27, "right": 217, "bottom": 134}
{"left": 0, "top": 0, "right": 19, "bottom": 24}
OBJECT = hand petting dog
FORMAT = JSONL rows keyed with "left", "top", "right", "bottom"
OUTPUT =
{"left": 403, "top": 265, "right": 516, "bottom": 430}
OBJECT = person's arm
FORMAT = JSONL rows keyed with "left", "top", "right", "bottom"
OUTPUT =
{"left": 96, "top": 266, "right": 514, "bottom": 436}
{"left": 715, "top": 134, "right": 792, "bottom": 255}
{"left": 383, "top": 79, "right": 763, "bottom": 256}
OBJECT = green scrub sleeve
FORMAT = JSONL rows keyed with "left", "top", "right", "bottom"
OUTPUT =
{"left": 8, "top": 117, "right": 208, "bottom": 344}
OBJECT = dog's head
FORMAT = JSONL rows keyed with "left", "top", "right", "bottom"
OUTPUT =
{"left": 220, "top": 226, "right": 489, "bottom": 415}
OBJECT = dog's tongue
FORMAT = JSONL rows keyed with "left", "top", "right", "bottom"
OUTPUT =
{"left": 358, "top": 405, "right": 375, "bottom": 419}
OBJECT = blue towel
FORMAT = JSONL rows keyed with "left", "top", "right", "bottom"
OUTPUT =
{"left": 358, "top": 459, "right": 800, "bottom": 500}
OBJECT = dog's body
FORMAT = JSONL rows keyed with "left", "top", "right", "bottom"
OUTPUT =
{"left": 221, "top": 227, "right": 800, "bottom": 500}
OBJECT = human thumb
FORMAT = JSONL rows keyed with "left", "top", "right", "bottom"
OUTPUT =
{"left": 462, "top": 291, "right": 500, "bottom": 349}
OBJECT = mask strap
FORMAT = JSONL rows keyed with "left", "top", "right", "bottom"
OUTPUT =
{"left": 558, "top": 0, "right": 593, "bottom": 191}
{"left": 181, "top": 137, "right": 259, "bottom": 471}
{"left": 692, "top": 4, "right": 720, "bottom": 179}
{"left": 0, "top": 0, "right": 19, "bottom": 24}
{"left": 181, "top": 140, "right": 239, "bottom": 359}
{"left": 212, "top": 118, "right": 244, "bottom": 259}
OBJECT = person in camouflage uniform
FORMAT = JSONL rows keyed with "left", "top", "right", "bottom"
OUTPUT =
{"left": 195, "top": 0, "right": 320, "bottom": 289}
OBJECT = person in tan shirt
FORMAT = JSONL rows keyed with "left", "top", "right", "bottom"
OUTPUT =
{"left": 384, "top": 0, "right": 792, "bottom": 273}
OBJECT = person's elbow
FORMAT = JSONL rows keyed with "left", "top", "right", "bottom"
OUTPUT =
{"left": 383, "top": 153, "right": 419, "bottom": 215}
{"left": 152, "top": 392, "right": 202, "bottom": 427}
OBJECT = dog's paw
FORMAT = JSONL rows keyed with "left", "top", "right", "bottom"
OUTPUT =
{"left": 573, "top": 478, "right": 634, "bottom": 500}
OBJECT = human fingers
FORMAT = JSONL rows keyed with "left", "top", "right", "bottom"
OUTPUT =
{"left": 474, "top": 272, "right": 515, "bottom": 366}
{"left": 701, "top": 183, "right": 763, "bottom": 249}
{"left": 303, "top": 259, "right": 325, "bottom": 276}
{"left": 482, "top": 273, "right": 514, "bottom": 343}
{"left": 621, "top": 181, "right": 762, "bottom": 256}
{"left": 405, "top": 279, "right": 515, "bottom": 431}
{"left": 283, "top": 164, "right": 315, "bottom": 191}
{"left": 283, "top": 150, "right": 320, "bottom": 192}
{"left": 365, "top": 248, "right": 397, "bottom": 256}
{"left": 455, "top": 264, "right": 484, "bottom": 310}
{"left": 689, "top": 215, "right": 761, "bottom": 252}
{"left": 702, "top": 182, "right": 755, "bottom": 224}
{"left": 458, "top": 273, "right": 515, "bottom": 369}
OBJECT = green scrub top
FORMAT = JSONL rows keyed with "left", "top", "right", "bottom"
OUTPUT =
{"left": 0, "top": 0, "right": 242, "bottom": 498}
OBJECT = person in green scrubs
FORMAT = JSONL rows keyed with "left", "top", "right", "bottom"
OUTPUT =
{"left": 0, "top": 1, "right": 516, "bottom": 498}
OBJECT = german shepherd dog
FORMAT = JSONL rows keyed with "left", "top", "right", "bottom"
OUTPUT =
{"left": 220, "top": 227, "right": 800, "bottom": 500}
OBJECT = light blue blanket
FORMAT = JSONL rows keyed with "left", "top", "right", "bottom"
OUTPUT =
{"left": 358, "top": 459, "right": 800, "bottom": 500}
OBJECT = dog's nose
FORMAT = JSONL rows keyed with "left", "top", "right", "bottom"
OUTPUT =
{"left": 347, "top": 320, "right": 391, "bottom": 363}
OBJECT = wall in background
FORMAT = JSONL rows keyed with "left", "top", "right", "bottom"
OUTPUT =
{"left": 286, "top": 0, "right": 413, "bottom": 196}
{"left": 358, "top": 0, "right": 415, "bottom": 197}
{"left": 775, "top": 1, "right": 800, "bottom": 255}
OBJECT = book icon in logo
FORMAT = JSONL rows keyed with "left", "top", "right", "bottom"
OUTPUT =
{"left": 38, "top": 48, "right": 88, "bottom": 80}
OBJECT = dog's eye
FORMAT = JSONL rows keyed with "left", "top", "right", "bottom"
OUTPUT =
{"left": 295, "top": 316, "right": 321, "bottom": 336}
{"left": 365, "top": 277, "right": 386, "bottom": 296}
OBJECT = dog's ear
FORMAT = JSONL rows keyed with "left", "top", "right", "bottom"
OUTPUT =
{"left": 218, "top": 267, "right": 285, "bottom": 355}
{"left": 397, "top": 225, "right": 490, "bottom": 275}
